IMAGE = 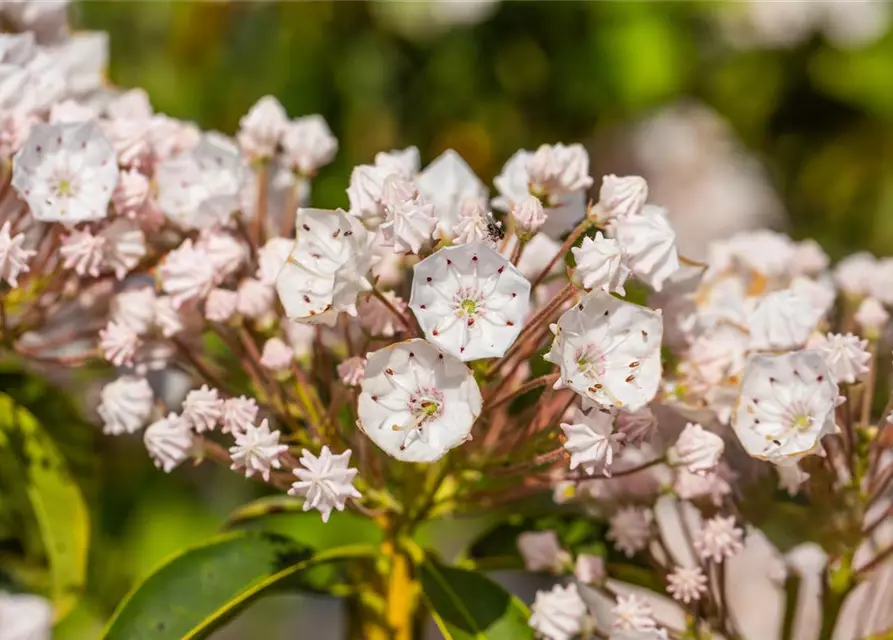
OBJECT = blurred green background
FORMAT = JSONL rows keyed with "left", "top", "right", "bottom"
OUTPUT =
{"left": 49, "top": 0, "right": 893, "bottom": 636}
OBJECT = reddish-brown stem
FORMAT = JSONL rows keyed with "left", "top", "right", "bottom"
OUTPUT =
{"left": 530, "top": 218, "right": 591, "bottom": 289}
{"left": 371, "top": 288, "right": 411, "bottom": 331}
{"left": 171, "top": 337, "right": 236, "bottom": 396}
{"left": 486, "top": 373, "right": 559, "bottom": 410}
{"left": 280, "top": 179, "right": 300, "bottom": 239}
{"left": 253, "top": 162, "right": 269, "bottom": 246}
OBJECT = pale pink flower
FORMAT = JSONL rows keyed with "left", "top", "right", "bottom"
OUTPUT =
{"left": 572, "top": 231, "right": 630, "bottom": 295}
{"left": 144, "top": 413, "right": 194, "bottom": 473}
{"left": 511, "top": 194, "right": 547, "bottom": 235}
{"left": 693, "top": 515, "right": 744, "bottom": 563}
{"left": 237, "top": 95, "right": 288, "bottom": 159}
{"left": 229, "top": 418, "right": 288, "bottom": 481}
{"left": 282, "top": 114, "right": 338, "bottom": 174}
{"left": 529, "top": 584, "right": 587, "bottom": 640}
{"left": 666, "top": 565, "right": 708, "bottom": 603}
{"left": 671, "top": 423, "right": 724, "bottom": 476}
{"left": 256, "top": 237, "right": 292, "bottom": 285}
{"left": 358, "top": 291, "right": 407, "bottom": 338}
{"left": 808, "top": 332, "right": 871, "bottom": 384}
{"left": 152, "top": 296, "right": 183, "bottom": 338}
{"left": 98, "top": 376, "right": 154, "bottom": 436}
{"left": 855, "top": 297, "right": 889, "bottom": 336}
{"left": 236, "top": 278, "right": 275, "bottom": 319}
{"left": 260, "top": 337, "right": 294, "bottom": 372}
{"left": 607, "top": 506, "right": 653, "bottom": 557}
{"left": 111, "top": 286, "right": 156, "bottom": 335}
{"left": 526, "top": 142, "right": 593, "bottom": 196}
{"left": 597, "top": 174, "right": 648, "bottom": 222}
{"left": 99, "top": 320, "right": 140, "bottom": 367}
{"left": 560, "top": 407, "right": 624, "bottom": 477}
{"left": 288, "top": 446, "right": 362, "bottom": 522}
{"left": 205, "top": 288, "right": 238, "bottom": 323}
{"left": 0, "top": 112, "right": 35, "bottom": 158}
{"left": 791, "top": 239, "right": 829, "bottom": 276}
{"left": 181, "top": 385, "right": 223, "bottom": 433}
{"left": 198, "top": 230, "right": 247, "bottom": 280}
{"left": 102, "top": 117, "right": 153, "bottom": 170}
{"left": 611, "top": 205, "right": 679, "bottom": 292}
{"left": 614, "top": 407, "right": 657, "bottom": 445}
{"left": 834, "top": 251, "right": 877, "bottom": 297}
{"left": 100, "top": 219, "right": 146, "bottom": 279}
{"left": 222, "top": 396, "right": 259, "bottom": 434}
{"left": 674, "top": 468, "right": 732, "bottom": 506}
{"left": 159, "top": 239, "right": 217, "bottom": 308}
{"left": 112, "top": 168, "right": 149, "bottom": 217}
{"left": 60, "top": 228, "right": 105, "bottom": 277}
{"left": 574, "top": 553, "right": 605, "bottom": 585}
{"left": 0, "top": 221, "right": 35, "bottom": 287}
{"left": 50, "top": 99, "right": 96, "bottom": 124}
{"left": 379, "top": 182, "right": 436, "bottom": 254}
{"left": 453, "top": 196, "right": 495, "bottom": 246}
{"left": 517, "top": 530, "right": 570, "bottom": 573}
{"left": 611, "top": 593, "right": 657, "bottom": 632}
{"left": 337, "top": 356, "right": 366, "bottom": 387}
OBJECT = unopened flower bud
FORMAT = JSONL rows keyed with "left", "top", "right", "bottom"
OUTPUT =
{"left": 511, "top": 194, "right": 547, "bottom": 235}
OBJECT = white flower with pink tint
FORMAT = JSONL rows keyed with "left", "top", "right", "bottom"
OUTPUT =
{"left": 159, "top": 239, "right": 217, "bottom": 308}
{"left": 666, "top": 565, "right": 708, "bottom": 603}
{"left": 357, "top": 339, "right": 481, "bottom": 462}
{"left": 60, "top": 228, "right": 105, "bottom": 277}
{"left": 112, "top": 168, "right": 149, "bottom": 217}
{"left": 611, "top": 593, "right": 657, "bottom": 632}
{"left": 152, "top": 296, "right": 184, "bottom": 338}
{"left": 529, "top": 584, "right": 587, "bottom": 640}
{"left": 511, "top": 194, "right": 547, "bottom": 235}
{"left": 453, "top": 196, "right": 495, "bottom": 246}
{"left": 222, "top": 396, "right": 259, "bottom": 435}
{"left": 181, "top": 385, "right": 223, "bottom": 433}
{"left": 205, "top": 288, "right": 238, "bottom": 323}
{"left": 855, "top": 297, "right": 888, "bottom": 336}
{"left": 13, "top": 121, "right": 118, "bottom": 223}
{"left": 808, "top": 332, "right": 870, "bottom": 384}
{"left": 574, "top": 553, "right": 605, "bottom": 585}
{"left": 611, "top": 205, "right": 679, "bottom": 292}
{"left": 748, "top": 289, "right": 822, "bottom": 351}
{"left": 607, "top": 506, "right": 653, "bottom": 557}
{"left": 694, "top": 515, "right": 744, "bottom": 563}
{"left": 546, "top": 291, "right": 663, "bottom": 411}
{"left": 379, "top": 175, "right": 436, "bottom": 255}
{"left": 347, "top": 163, "right": 391, "bottom": 226}
{"left": 236, "top": 278, "right": 275, "bottom": 320}
{"left": 596, "top": 174, "right": 648, "bottom": 222}
{"left": 671, "top": 423, "right": 724, "bottom": 476}
{"left": 99, "top": 320, "right": 140, "bottom": 367}
{"left": 288, "top": 446, "right": 361, "bottom": 522}
{"left": 237, "top": 95, "right": 288, "bottom": 159}
{"left": 834, "top": 251, "right": 876, "bottom": 298}
{"left": 256, "top": 237, "right": 293, "bottom": 285}
{"left": 358, "top": 291, "right": 407, "bottom": 338}
{"left": 526, "top": 143, "right": 593, "bottom": 196}
{"left": 100, "top": 219, "right": 146, "bottom": 279}
{"left": 337, "top": 356, "right": 366, "bottom": 387}
{"left": 260, "top": 337, "right": 294, "bottom": 372}
{"left": 282, "top": 114, "right": 337, "bottom": 175}
{"left": 560, "top": 406, "right": 624, "bottom": 477}
{"left": 98, "top": 376, "right": 154, "bottom": 436}
{"left": 409, "top": 242, "right": 530, "bottom": 361}
{"left": 0, "top": 221, "right": 34, "bottom": 288}
{"left": 198, "top": 231, "right": 247, "bottom": 280}
{"left": 517, "top": 530, "right": 570, "bottom": 573}
{"left": 416, "top": 149, "right": 487, "bottom": 241}
{"left": 229, "top": 418, "right": 288, "bottom": 482}
{"left": 144, "top": 413, "right": 194, "bottom": 473}
{"left": 572, "top": 231, "right": 630, "bottom": 295}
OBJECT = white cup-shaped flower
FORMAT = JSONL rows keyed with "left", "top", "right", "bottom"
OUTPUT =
{"left": 747, "top": 289, "right": 822, "bottom": 351}
{"left": 546, "top": 290, "right": 663, "bottom": 411}
{"left": 276, "top": 208, "right": 375, "bottom": 325}
{"left": 12, "top": 121, "right": 118, "bottom": 223}
{"left": 611, "top": 205, "right": 679, "bottom": 292}
{"left": 357, "top": 339, "right": 482, "bottom": 462}
{"left": 732, "top": 350, "right": 840, "bottom": 465}
{"left": 416, "top": 149, "right": 487, "bottom": 241}
{"left": 409, "top": 242, "right": 531, "bottom": 361}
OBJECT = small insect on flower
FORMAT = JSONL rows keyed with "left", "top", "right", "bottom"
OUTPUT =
{"left": 484, "top": 210, "right": 505, "bottom": 242}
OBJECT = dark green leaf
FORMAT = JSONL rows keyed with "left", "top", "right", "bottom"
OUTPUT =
{"left": 0, "top": 393, "right": 89, "bottom": 621}
{"left": 102, "top": 531, "right": 373, "bottom": 640}
{"left": 421, "top": 558, "right": 532, "bottom": 640}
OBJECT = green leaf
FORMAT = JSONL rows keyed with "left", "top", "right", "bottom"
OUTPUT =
{"left": 102, "top": 531, "right": 373, "bottom": 640}
{"left": 420, "top": 558, "right": 533, "bottom": 640}
{"left": 0, "top": 393, "right": 89, "bottom": 621}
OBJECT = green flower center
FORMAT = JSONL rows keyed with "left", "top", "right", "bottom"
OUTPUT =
{"left": 460, "top": 299, "right": 477, "bottom": 316}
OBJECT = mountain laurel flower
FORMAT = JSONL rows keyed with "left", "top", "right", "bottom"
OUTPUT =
{"left": 143, "top": 413, "right": 194, "bottom": 473}
{"left": 99, "top": 219, "right": 146, "bottom": 279}
{"left": 346, "top": 163, "right": 391, "bottom": 225}
{"left": 358, "top": 291, "right": 407, "bottom": 338}
{"left": 256, "top": 237, "right": 293, "bottom": 285}
{"left": 0, "top": 221, "right": 35, "bottom": 288}
{"left": 670, "top": 422, "right": 724, "bottom": 476}
{"left": 854, "top": 296, "right": 889, "bottom": 337}
{"left": 453, "top": 196, "right": 496, "bottom": 246}
{"left": 99, "top": 320, "right": 140, "bottom": 367}
{"left": 833, "top": 251, "right": 877, "bottom": 298}
{"left": 155, "top": 134, "right": 248, "bottom": 229}
{"left": 693, "top": 515, "right": 745, "bottom": 563}
{"left": 409, "top": 242, "right": 531, "bottom": 361}
{"left": 379, "top": 176, "right": 437, "bottom": 254}
{"left": 416, "top": 149, "right": 488, "bottom": 241}
{"left": 337, "top": 356, "right": 366, "bottom": 387}
{"left": 112, "top": 167, "right": 149, "bottom": 217}
{"left": 574, "top": 553, "right": 606, "bottom": 585}
{"left": 511, "top": 193, "right": 547, "bottom": 235}
{"left": 517, "top": 530, "right": 571, "bottom": 573}
{"left": 374, "top": 145, "right": 420, "bottom": 178}
{"left": 205, "top": 288, "right": 238, "bottom": 323}
{"left": 357, "top": 339, "right": 482, "bottom": 462}
{"left": 560, "top": 406, "right": 624, "bottom": 476}
{"left": 572, "top": 231, "right": 631, "bottom": 295}
{"left": 276, "top": 208, "right": 375, "bottom": 325}
{"left": 260, "top": 337, "right": 294, "bottom": 372}
{"left": 199, "top": 231, "right": 247, "bottom": 280}
{"left": 747, "top": 289, "right": 822, "bottom": 351}
{"left": 58, "top": 228, "right": 104, "bottom": 278}
{"left": 159, "top": 239, "right": 217, "bottom": 308}
{"left": 97, "top": 376, "right": 154, "bottom": 436}
{"left": 288, "top": 446, "right": 362, "bottom": 522}
{"left": 807, "top": 332, "right": 871, "bottom": 384}
{"left": 229, "top": 418, "right": 288, "bottom": 482}
{"left": 733, "top": 350, "right": 839, "bottom": 465}
{"left": 222, "top": 396, "right": 259, "bottom": 435}
{"left": 152, "top": 295, "right": 183, "bottom": 338}
{"left": 181, "top": 385, "right": 223, "bottom": 433}
{"left": 666, "top": 565, "right": 709, "bottom": 604}
{"left": 237, "top": 95, "right": 288, "bottom": 159}
{"left": 611, "top": 593, "right": 657, "bottom": 632}
{"left": 236, "top": 278, "right": 275, "bottom": 320}
{"left": 282, "top": 114, "right": 337, "bottom": 175}
{"left": 528, "top": 584, "right": 588, "bottom": 640}
{"left": 611, "top": 205, "right": 679, "bottom": 292}
{"left": 546, "top": 291, "right": 663, "bottom": 411}
{"left": 111, "top": 287, "right": 156, "bottom": 335}
{"left": 526, "top": 142, "right": 593, "bottom": 196}
{"left": 607, "top": 506, "right": 654, "bottom": 557}
{"left": 12, "top": 121, "right": 118, "bottom": 223}
{"left": 596, "top": 174, "right": 648, "bottom": 223}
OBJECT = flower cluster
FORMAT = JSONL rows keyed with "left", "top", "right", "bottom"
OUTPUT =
{"left": 4, "top": 8, "right": 893, "bottom": 640}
